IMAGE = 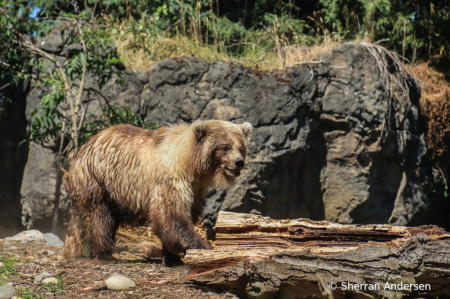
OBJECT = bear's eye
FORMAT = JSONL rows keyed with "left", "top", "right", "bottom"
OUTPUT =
{"left": 221, "top": 146, "right": 231, "bottom": 152}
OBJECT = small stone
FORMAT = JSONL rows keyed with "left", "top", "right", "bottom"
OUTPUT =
{"left": 44, "top": 233, "right": 64, "bottom": 247}
{"left": 0, "top": 284, "right": 17, "bottom": 299}
{"left": 20, "top": 240, "right": 28, "bottom": 244}
{"left": 0, "top": 262, "right": 5, "bottom": 267}
{"left": 9, "top": 246, "right": 18, "bottom": 250}
{"left": 41, "top": 277, "right": 58, "bottom": 284}
{"left": 47, "top": 250, "right": 55, "bottom": 255}
{"left": 40, "top": 258, "right": 50, "bottom": 263}
{"left": 42, "top": 272, "right": 51, "bottom": 277}
{"left": 38, "top": 249, "right": 48, "bottom": 255}
{"left": 56, "top": 255, "right": 65, "bottom": 261}
{"left": 34, "top": 275, "right": 45, "bottom": 283}
{"left": 102, "top": 272, "right": 111, "bottom": 274}
{"left": 105, "top": 275, "right": 136, "bottom": 291}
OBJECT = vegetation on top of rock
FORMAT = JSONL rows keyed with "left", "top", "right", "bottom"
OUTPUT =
{"left": 3, "top": 0, "right": 450, "bottom": 72}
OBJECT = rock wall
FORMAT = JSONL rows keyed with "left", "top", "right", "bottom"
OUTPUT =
{"left": 1, "top": 42, "right": 448, "bottom": 237}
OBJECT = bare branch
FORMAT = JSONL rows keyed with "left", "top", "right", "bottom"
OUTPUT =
{"left": 0, "top": 83, "right": 10, "bottom": 90}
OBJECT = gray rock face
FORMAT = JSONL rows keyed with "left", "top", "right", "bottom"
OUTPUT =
{"left": 0, "top": 42, "right": 448, "bottom": 234}
{"left": 137, "top": 43, "right": 445, "bottom": 230}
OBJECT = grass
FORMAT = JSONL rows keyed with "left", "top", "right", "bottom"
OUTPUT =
{"left": 0, "top": 257, "right": 23, "bottom": 285}
{"left": 110, "top": 14, "right": 341, "bottom": 71}
{"left": 40, "top": 276, "right": 65, "bottom": 295}
{"left": 18, "top": 289, "right": 43, "bottom": 299}
{"left": 16, "top": 276, "right": 65, "bottom": 299}
{"left": 1, "top": 257, "right": 64, "bottom": 298}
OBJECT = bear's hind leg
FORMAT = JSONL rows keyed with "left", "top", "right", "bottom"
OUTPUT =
{"left": 64, "top": 207, "right": 83, "bottom": 258}
{"left": 87, "top": 204, "right": 118, "bottom": 259}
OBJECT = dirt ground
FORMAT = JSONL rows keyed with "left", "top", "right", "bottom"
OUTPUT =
{"left": 0, "top": 228, "right": 230, "bottom": 299}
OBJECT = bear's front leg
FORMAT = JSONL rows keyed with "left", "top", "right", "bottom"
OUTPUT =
{"left": 151, "top": 209, "right": 212, "bottom": 266}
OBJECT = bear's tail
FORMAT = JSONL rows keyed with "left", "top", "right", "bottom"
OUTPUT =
{"left": 61, "top": 167, "right": 69, "bottom": 179}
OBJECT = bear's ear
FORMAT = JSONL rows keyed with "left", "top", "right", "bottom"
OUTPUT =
{"left": 192, "top": 120, "right": 207, "bottom": 141}
{"left": 241, "top": 122, "right": 253, "bottom": 139}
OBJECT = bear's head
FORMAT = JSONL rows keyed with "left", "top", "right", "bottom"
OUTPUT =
{"left": 192, "top": 120, "right": 252, "bottom": 188}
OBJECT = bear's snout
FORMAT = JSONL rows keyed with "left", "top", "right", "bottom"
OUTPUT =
{"left": 234, "top": 158, "right": 245, "bottom": 168}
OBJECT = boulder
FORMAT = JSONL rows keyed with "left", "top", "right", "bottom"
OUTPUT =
{"left": 0, "top": 42, "right": 448, "bottom": 234}
{"left": 7, "top": 230, "right": 64, "bottom": 246}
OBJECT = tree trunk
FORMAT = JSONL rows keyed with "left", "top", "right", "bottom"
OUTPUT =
{"left": 185, "top": 212, "right": 450, "bottom": 298}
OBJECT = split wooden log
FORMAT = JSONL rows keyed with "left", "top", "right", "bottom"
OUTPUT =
{"left": 185, "top": 212, "right": 450, "bottom": 299}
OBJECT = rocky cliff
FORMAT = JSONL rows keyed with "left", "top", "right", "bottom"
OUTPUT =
{"left": 1, "top": 42, "right": 447, "bottom": 237}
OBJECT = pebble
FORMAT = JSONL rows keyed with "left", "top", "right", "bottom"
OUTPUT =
{"left": 44, "top": 233, "right": 64, "bottom": 247}
{"left": 106, "top": 275, "right": 136, "bottom": 290}
{"left": 34, "top": 272, "right": 52, "bottom": 283}
{"left": 0, "top": 262, "right": 5, "bottom": 267}
{"left": 34, "top": 275, "right": 46, "bottom": 283}
{"left": 38, "top": 249, "right": 48, "bottom": 255}
{"left": 20, "top": 240, "right": 28, "bottom": 244}
{"left": 56, "top": 255, "right": 65, "bottom": 261}
{"left": 40, "top": 258, "right": 50, "bottom": 264}
{"left": 47, "top": 250, "right": 55, "bottom": 255}
{"left": 41, "top": 277, "right": 58, "bottom": 284}
{"left": 9, "top": 246, "right": 18, "bottom": 250}
{"left": 0, "top": 284, "right": 17, "bottom": 299}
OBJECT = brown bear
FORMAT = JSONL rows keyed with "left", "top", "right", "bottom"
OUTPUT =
{"left": 63, "top": 120, "right": 252, "bottom": 265}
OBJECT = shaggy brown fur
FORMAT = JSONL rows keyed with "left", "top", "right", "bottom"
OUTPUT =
{"left": 63, "top": 120, "right": 252, "bottom": 265}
